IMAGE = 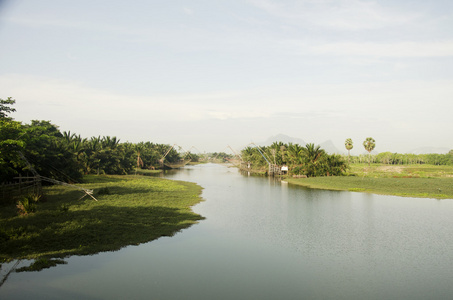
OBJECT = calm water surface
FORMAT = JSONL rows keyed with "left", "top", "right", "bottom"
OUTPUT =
{"left": 2, "top": 163, "right": 453, "bottom": 299}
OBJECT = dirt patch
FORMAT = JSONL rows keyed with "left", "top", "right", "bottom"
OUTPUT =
{"left": 377, "top": 166, "right": 404, "bottom": 173}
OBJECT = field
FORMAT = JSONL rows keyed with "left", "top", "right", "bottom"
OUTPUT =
{"left": 286, "top": 164, "right": 453, "bottom": 199}
{"left": 348, "top": 163, "right": 453, "bottom": 178}
{"left": 0, "top": 175, "right": 204, "bottom": 264}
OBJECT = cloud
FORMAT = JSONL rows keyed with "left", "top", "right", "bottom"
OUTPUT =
{"left": 274, "top": 38, "right": 453, "bottom": 58}
{"left": 0, "top": 74, "right": 275, "bottom": 125}
{"left": 2, "top": 73, "right": 452, "bottom": 151}
{"left": 310, "top": 41, "right": 453, "bottom": 57}
{"left": 1, "top": 15, "right": 130, "bottom": 34}
{"left": 204, "top": 110, "right": 269, "bottom": 120}
{"left": 2, "top": 73, "right": 452, "bottom": 126}
{"left": 248, "top": 0, "right": 420, "bottom": 31}
{"left": 183, "top": 7, "right": 194, "bottom": 15}
{"left": 0, "top": 74, "right": 184, "bottom": 122}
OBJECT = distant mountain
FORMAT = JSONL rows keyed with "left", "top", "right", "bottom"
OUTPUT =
{"left": 319, "top": 140, "right": 342, "bottom": 154}
{"left": 258, "top": 134, "right": 341, "bottom": 154}
{"left": 258, "top": 134, "right": 306, "bottom": 147}
{"left": 409, "top": 147, "right": 451, "bottom": 154}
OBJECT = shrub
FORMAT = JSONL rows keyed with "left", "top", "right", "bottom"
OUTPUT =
{"left": 17, "top": 195, "right": 39, "bottom": 215}
{"left": 97, "top": 187, "right": 111, "bottom": 195}
{"left": 26, "top": 193, "right": 42, "bottom": 203}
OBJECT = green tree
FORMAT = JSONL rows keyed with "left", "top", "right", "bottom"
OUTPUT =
{"left": 344, "top": 138, "right": 353, "bottom": 164}
{"left": 0, "top": 97, "right": 16, "bottom": 119}
{"left": 0, "top": 99, "right": 29, "bottom": 182}
{"left": 22, "top": 121, "right": 82, "bottom": 182}
{"left": 363, "top": 137, "right": 376, "bottom": 166}
{"left": 0, "top": 119, "right": 25, "bottom": 182}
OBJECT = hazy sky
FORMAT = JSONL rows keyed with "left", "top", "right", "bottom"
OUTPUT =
{"left": 1, "top": 0, "right": 453, "bottom": 154}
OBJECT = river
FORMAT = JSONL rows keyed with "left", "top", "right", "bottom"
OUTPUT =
{"left": 1, "top": 163, "right": 453, "bottom": 299}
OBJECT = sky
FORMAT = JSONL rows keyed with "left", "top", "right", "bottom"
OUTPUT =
{"left": 1, "top": 0, "right": 453, "bottom": 154}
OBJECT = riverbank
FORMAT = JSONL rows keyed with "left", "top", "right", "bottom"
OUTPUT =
{"left": 0, "top": 175, "right": 204, "bottom": 264}
{"left": 286, "top": 164, "right": 453, "bottom": 199}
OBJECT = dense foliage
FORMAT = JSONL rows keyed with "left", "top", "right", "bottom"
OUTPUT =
{"left": 241, "top": 142, "right": 348, "bottom": 177}
{"left": 0, "top": 98, "right": 185, "bottom": 183}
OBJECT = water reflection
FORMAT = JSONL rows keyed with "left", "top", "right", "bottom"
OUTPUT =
{"left": 2, "top": 163, "right": 453, "bottom": 300}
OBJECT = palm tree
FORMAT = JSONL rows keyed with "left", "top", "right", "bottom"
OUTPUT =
{"left": 301, "top": 143, "right": 326, "bottom": 177}
{"left": 102, "top": 136, "right": 120, "bottom": 149}
{"left": 286, "top": 143, "right": 304, "bottom": 165}
{"left": 363, "top": 137, "right": 376, "bottom": 166}
{"left": 85, "top": 136, "right": 102, "bottom": 174}
{"left": 345, "top": 138, "right": 353, "bottom": 164}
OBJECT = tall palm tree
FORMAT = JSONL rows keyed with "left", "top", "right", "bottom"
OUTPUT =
{"left": 363, "top": 137, "right": 376, "bottom": 166}
{"left": 345, "top": 138, "right": 353, "bottom": 164}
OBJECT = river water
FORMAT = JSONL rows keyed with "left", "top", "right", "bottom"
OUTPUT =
{"left": 2, "top": 163, "right": 453, "bottom": 299}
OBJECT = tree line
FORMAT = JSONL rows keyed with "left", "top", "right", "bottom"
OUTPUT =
{"left": 0, "top": 98, "right": 185, "bottom": 183}
{"left": 348, "top": 152, "right": 453, "bottom": 165}
{"left": 343, "top": 137, "right": 453, "bottom": 165}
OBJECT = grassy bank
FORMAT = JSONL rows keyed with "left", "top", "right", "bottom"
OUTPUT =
{"left": 0, "top": 175, "right": 204, "bottom": 263}
{"left": 286, "top": 164, "right": 453, "bottom": 199}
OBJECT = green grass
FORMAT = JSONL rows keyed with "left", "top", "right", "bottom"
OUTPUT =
{"left": 348, "top": 163, "right": 453, "bottom": 178}
{"left": 286, "top": 164, "right": 453, "bottom": 199}
{"left": 0, "top": 175, "right": 204, "bottom": 263}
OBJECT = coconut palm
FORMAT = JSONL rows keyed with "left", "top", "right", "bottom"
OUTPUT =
{"left": 345, "top": 138, "right": 353, "bottom": 164}
{"left": 363, "top": 137, "right": 376, "bottom": 166}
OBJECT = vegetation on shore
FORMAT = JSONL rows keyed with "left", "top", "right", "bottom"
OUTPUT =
{"left": 236, "top": 136, "right": 452, "bottom": 199}
{"left": 349, "top": 150, "right": 453, "bottom": 166}
{"left": 241, "top": 142, "right": 347, "bottom": 177}
{"left": 0, "top": 175, "right": 204, "bottom": 263}
{"left": 0, "top": 97, "right": 207, "bottom": 186}
{"left": 286, "top": 164, "right": 453, "bottom": 199}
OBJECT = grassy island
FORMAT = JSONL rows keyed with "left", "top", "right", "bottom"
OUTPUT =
{"left": 0, "top": 175, "right": 204, "bottom": 264}
{"left": 286, "top": 164, "right": 453, "bottom": 199}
